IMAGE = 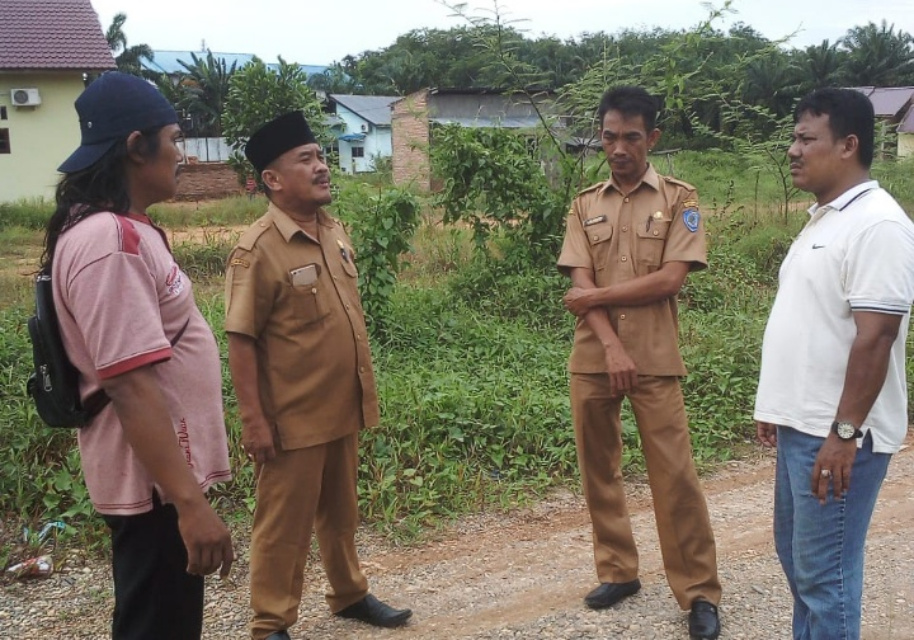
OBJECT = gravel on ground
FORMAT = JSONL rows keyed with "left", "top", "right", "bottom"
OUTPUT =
{"left": 3, "top": 439, "right": 913, "bottom": 639}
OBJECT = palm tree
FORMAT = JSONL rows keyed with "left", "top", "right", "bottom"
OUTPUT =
{"left": 794, "top": 40, "right": 846, "bottom": 92}
{"left": 741, "top": 52, "right": 802, "bottom": 118}
{"left": 105, "top": 13, "right": 154, "bottom": 77}
{"left": 841, "top": 21, "right": 914, "bottom": 86}
{"left": 177, "top": 51, "right": 238, "bottom": 137}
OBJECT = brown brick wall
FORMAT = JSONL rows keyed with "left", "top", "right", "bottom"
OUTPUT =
{"left": 174, "top": 163, "right": 242, "bottom": 201}
{"left": 392, "top": 89, "right": 431, "bottom": 191}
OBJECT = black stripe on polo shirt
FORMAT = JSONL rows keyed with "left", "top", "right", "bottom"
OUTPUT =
{"left": 838, "top": 188, "right": 876, "bottom": 211}
{"left": 849, "top": 304, "right": 910, "bottom": 315}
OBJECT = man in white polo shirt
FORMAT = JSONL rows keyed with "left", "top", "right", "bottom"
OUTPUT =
{"left": 755, "top": 88, "right": 914, "bottom": 640}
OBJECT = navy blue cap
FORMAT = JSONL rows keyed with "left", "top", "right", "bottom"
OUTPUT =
{"left": 245, "top": 111, "right": 317, "bottom": 174}
{"left": 58, "top": 72, "right": 178, "bottom": 174}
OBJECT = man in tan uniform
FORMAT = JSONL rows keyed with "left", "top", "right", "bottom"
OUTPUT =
{"left": 558, "top": 86, "right": 721, "bottom": 640}
{"left": 224, "top": 112, "right": 412, "bottom": 640}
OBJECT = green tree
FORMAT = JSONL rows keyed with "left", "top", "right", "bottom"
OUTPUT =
{"left": 841, "top": 21, "right": 914, "bottom": 86}
{"left": 306, "top": 64, "right": 362, "bottom": 93}
{"left": 221, "top": 57, "right": 325, "bottom": 183}
{"left": 740, "top": 52, "right": 802, "bottom": 117}
{"left": 105, "top": 13, "right": 153, "bottom": 77}
{"left": 177, "top": 51, "right": 238, "bottom": 137}
{"left": 793, "top": 40, "right": 846, "bottom": 92}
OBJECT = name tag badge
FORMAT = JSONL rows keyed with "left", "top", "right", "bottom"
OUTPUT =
{"left": 583, "top": 215, "right": 607, "bottom": 227}
{"left": 290, "top": 264, "right": 320, "bottom": 286}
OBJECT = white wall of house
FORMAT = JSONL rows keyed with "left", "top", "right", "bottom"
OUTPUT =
{"left": 0, "top": 73, "right": 85, "bottom": 202}
{"left": 335, "top": 104, "right": 392, "bottom": 173}
{"left": 898, "top": 133, "right": 914, "bottom": 158}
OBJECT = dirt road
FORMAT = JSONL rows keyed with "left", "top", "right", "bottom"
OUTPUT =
{"left": 3, "top": 442, "right": 913, "bottom": 639}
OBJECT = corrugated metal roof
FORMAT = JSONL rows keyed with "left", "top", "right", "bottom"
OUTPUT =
{"left": 867, "top": 87, "right": 914, "bottom": 118}
{"left": 325, "top": 114, "right": 345, "bottom": 127}
{"left": 430, "top": 116, "right": 542, "bottom": 129}
{"left": 329, "top": 94, "right": 399, "bottom": 126}
{"left": 142, "top": 50, "right": 326, "bottom": 78}
{"left": 0, "top": 0, "right": 115, "bottom": 71}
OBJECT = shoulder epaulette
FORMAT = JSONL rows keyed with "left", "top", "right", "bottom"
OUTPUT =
{"left": 235, "top": 215, "right": 272, "bottom": 252}
{"left": 660, "top": 175, "right": 696, "bottom": 191}
{"left": 576, "top": 181, "right": 606, "bottom": 197}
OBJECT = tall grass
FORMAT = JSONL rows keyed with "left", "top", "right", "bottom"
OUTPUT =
{"left": 149, "top": 196, "right": 265, "bottom": 228}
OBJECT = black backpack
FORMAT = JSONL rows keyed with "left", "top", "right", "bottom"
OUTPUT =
{"left": 26, "top": 269, "right": 109, "bottom": 428}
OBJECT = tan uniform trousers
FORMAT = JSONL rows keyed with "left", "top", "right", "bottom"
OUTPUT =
{"left": 249, "top": 432, "right": 369, "bottom": 640}
{"left": 571, "top": 373, "right": 721, "bottom": 609}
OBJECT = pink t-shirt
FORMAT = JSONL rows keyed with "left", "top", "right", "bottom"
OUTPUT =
{"left": 53, "top": 211, "right": 231, "bottom": 515}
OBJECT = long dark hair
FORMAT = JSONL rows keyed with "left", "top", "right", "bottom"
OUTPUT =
{"left": 41, "top": 127, "right": 164, "bottom": 271}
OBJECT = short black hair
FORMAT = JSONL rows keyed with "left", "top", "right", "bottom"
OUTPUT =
{"left": 597, "top": 86, "right": 662, "bottom": 132}
{"left": 795, "top": 88, "right": 875, "bottom": 168}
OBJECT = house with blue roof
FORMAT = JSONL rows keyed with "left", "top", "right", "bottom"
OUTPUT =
{"left": 142, "top": 49, "right": 327, "bottom": 79}
{"left": 327, "top": 94, "right": 400, "bottom": 173}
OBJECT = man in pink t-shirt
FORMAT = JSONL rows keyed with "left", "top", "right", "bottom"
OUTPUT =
{"left": 54, "top": 212, "right": 231, "bottom": 515}
{"left": 44, "top": 72, "right": 233, "bottom": 640}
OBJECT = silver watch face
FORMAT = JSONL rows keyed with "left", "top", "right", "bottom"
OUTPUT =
{"left": 836, "top": 422, "right": 856, "bottom": 439}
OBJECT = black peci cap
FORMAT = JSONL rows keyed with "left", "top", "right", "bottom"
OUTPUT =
{"left": 244, "top": 111, "right": 317, "bottom": 174}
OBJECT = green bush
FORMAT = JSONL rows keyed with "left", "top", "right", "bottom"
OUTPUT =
{"left": 0, "top": 304, "right": 94, "bottom": 525}
{"left": 4, "top": 151, "right": 912, "bottom": 545}
{"left": 0, "top": 199, "right": 54, "bottom": 230}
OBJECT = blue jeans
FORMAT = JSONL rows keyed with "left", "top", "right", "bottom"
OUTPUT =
{"left": 774, "top": 427, "right": 891, "bottom": 640}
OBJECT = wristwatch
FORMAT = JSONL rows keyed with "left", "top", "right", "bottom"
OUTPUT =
{"left": 831, "top": 420, "right": 863, "bottom": 441}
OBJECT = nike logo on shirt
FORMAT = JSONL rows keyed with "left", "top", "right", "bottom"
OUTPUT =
{"left": 812, "top": 244, "right": 826, "bottom": 249}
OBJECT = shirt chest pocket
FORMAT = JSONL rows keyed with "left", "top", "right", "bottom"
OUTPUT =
{"left": 635, "top": 218, "right": 670, "bottom": 267}
{"left": 585, "top": 222, "right": 614, "bottom": 269}
{"left": 341, "top": 256, "right": 358, "bottom": 278}
{"left": 287, "top": 283, "right": 331, "bottom": 326}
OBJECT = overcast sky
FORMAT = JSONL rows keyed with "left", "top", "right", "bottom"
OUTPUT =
{"left": 90, "top": 0, "right": 914, "bottom": 65}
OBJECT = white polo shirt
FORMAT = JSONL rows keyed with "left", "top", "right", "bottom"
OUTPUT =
{"left": 754, "top": 180, "right": 914, "bottom": 454}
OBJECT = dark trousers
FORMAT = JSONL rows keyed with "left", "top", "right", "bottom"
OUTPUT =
{"left": 102, "top": 494, "right": 204, "bottom": 640}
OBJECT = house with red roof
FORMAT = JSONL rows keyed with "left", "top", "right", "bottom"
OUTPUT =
{"left": 0, "top": 0, "right": 115, "bottom": 202}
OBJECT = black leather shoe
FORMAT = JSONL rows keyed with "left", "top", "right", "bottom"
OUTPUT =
{"left": 689, "top": 599, "right": 720, "bottom": 640}
{"left": 265, "top": 632, "right": 290, "bottom": 640}
{"left": 583, "top": 579, "right": 641, "bottom": 609}
{"left": 335, "top": 593, "right": 412, "bottom": 628}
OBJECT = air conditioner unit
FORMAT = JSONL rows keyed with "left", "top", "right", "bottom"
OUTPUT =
{"left": 360, "top": 123, "right": 369, "bottom": 133}
{"left": 11, "top": 88, "right": 41, "bottom": 107}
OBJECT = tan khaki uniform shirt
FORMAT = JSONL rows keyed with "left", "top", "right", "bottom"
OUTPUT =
{"left": 557, "top": 165, "right": 707, "bottom": 376}
{"left": 225, "top": 202, "right": 379, "bottom": 450}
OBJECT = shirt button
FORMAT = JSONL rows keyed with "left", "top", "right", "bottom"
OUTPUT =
{"left": 332, "top": 275, "right": 338, "bottom": 280}
{"left": 653, "top": 230, "right": 659, "bottom": 236}
{"left": 621, "top": 226, "right": 628, "bottom": 232}
{"left": 359, "top": 366, "right": 365, "bottom": 373}
{"left": 624, "top": 197, "right": 630, "bottom": 203}
{"left": 621, "top": 256, "right": 628, "bottom": 262}
{"left": 311, "top": 287, "right": 317, "bottom": 294}
{"left": 592, "top": 235, "right": 599, "bottom": 241}
{"left": 345, "top": 304, "right": 351, "bottom": 310}
{"left": 620, "top": 314, "right": 626, "bottom": 320}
